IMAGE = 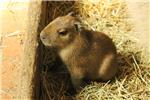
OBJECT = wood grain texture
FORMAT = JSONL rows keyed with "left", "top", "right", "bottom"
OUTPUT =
{"left": 17, "top": 1, "right": 42, "bottom": 99}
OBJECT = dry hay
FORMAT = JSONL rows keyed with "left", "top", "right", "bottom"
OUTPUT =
{"left": 41, "top": 0, "right": 150, "bottom": 100}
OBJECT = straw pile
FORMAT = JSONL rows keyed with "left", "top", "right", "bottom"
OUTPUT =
{"left": 41, "top": 0, "right": 150, "bottom": 100}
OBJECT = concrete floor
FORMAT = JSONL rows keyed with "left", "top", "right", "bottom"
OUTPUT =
{"left": 0, "top": 1, "right": 28, "bottom": 99}
{"left": 126, "top": 0, "right": 150, "bottom": 57}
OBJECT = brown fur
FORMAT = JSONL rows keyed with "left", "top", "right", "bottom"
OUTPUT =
{"left": 40, "top": 13, "right": 118, "bottom": 92}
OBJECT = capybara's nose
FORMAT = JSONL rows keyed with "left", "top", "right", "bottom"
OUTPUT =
{"left": 40, "top": 33, "right": 46, "bottom": 40}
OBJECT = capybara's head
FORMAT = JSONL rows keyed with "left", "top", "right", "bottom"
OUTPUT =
{"left": 40, "top": 12, "right": 81, "bottom": 49}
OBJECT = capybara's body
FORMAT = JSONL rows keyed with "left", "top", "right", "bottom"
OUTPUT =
{"left": 40, "top": 13, "right": 118, "bottom": 92}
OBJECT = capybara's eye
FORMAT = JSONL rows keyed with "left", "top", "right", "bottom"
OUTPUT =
{"left": 58, "top": 29, "right": 68, "bottom": 36}
{"left": 59, "top": 31, "right": 67, "bottom": 36}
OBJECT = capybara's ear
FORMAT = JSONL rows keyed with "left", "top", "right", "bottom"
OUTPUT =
{"left": 67, "top": 12, "right": 75, "bottom": 16}
{"left": 74, "top": 21, "right": 82, "bottom": 33}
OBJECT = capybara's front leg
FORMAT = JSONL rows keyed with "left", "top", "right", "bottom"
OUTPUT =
{"left": 71, "top": 75, "right": 85, "bottom": 92}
